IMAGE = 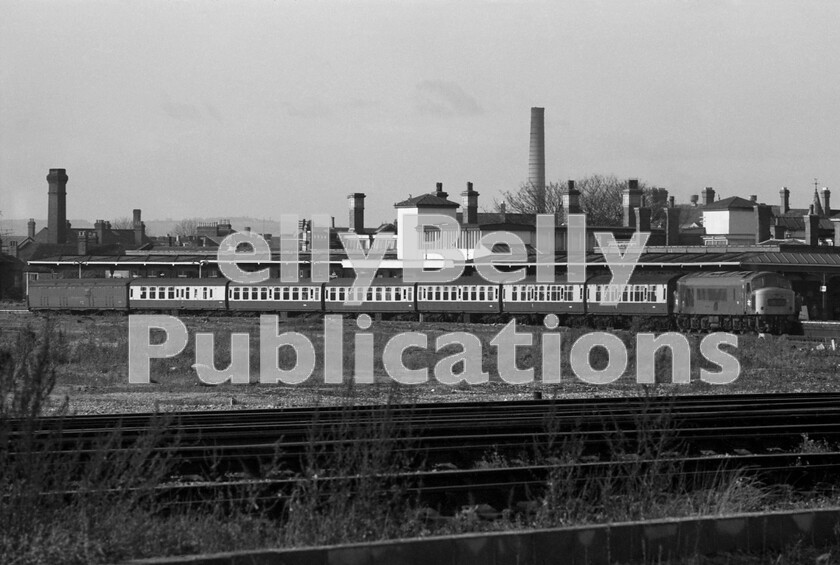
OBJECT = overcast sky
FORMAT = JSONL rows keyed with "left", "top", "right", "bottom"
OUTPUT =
{"left": 2, "top": 1, "right": 838, "bottom": 228}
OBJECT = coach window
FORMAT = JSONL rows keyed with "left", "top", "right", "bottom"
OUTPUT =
{"left": 168, "top": 287, "right": 175, "bottom": 300}
{"left": 140, "top": 287, "right": 147, "bottom": 299}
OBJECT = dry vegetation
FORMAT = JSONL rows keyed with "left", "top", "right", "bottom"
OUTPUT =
{"left": 4, "top": 315, "right": 840, "bottom": 563}
{"left": 0, "top": 312, "right": 836, "bottom": 414}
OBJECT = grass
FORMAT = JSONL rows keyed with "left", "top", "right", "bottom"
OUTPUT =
{"left": 14, "top": 312, "right": 840, "bottom": 416}
{"left": 6, "top": 317, "right": 840, "bottom": 562}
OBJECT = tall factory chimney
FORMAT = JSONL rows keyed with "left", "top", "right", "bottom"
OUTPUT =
{"left": 47, "top": 168, "right": 68, "bottom": 244}
{"left": 348, "top": 193, "right": 366, "bottom": 232}
{"left": 529, "top": 107, "right": 546, "bottom": 212}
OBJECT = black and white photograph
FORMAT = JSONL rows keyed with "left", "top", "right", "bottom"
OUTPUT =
{"left": 2, "top": 1, "right": 840, "bottom": 563}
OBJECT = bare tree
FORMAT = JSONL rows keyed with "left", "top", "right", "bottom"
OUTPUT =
{"left": 172, "top": 218, "right": 199, "bottom": 238}
{"left": 494, "top": 181, "right": 564, "bottom": 214}
{"left": 110, "top": 217, "right": 134, "bottom": 230}
{"left": 498, "top": 175, "right": 662, "bottom": 226}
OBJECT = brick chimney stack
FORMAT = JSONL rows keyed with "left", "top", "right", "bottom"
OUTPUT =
{"left": 95, "top": 220, "right": 106, "bottom": 245}
{"left": 435, "top": 182, "right": 448, "bottom": 199}
{"left": 665, "top": 207, "right": 680, "bottom": 245}
{"left": 702, "top": 187, "right": 715, "bottom": 206}
{"left": 805, "top": 212, "right": 820, "bottom": 247}
{"left": 622, "top": 179, "right": 643, "bottom": 228}
{"left": 779, "top": 187, "right": 790, "bottom": 214}
{"left": 348, "top": 193, "right": 366, "bottom": 233}
{"left": 563, "top": 180, "right": 582, "bottom": 214}
{"left": 47, "top": 168, "right": 68, "bottom": 244}
{"left": 133, "top": 209, "right": 145, "bottom": 246}
{"left": 754, "top": 204, "right": 772, "bottom": 244}
{"left": 823, "top": 188, "right": 831, "bottom": 217}
{"left": 27, "top": 218, "right": 35, "bottom": 239}
{"left": 461, "top": 182, "right": 479, "bottom": 225}
{"left": 635, "top": 207, "right": 651, "bottom": 233}
{"left": 77, "top": 232, "right": 89, "bottom": 255}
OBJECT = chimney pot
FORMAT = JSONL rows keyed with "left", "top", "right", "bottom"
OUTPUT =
{"left": 750, "top": 195, "right": 757, "bottom": 202}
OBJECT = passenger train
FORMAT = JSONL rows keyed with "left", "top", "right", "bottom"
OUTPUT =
{"left": 27, "top": 270, "right": 799, "bottom": 333}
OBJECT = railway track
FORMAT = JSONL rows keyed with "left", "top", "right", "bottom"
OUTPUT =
{"left": 7, "top": 393, "right": 840, "bottom": 515}
{"left": 10, "top": 393, "right": 840, "bottom": 472}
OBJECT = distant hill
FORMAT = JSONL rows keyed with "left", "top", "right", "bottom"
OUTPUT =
{"left": 0, "top": 217, "right": 288, "bottom": 238}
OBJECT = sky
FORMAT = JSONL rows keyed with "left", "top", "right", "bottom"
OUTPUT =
{"left": 2, "top": 0, "right": 839, "bottom": 229}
